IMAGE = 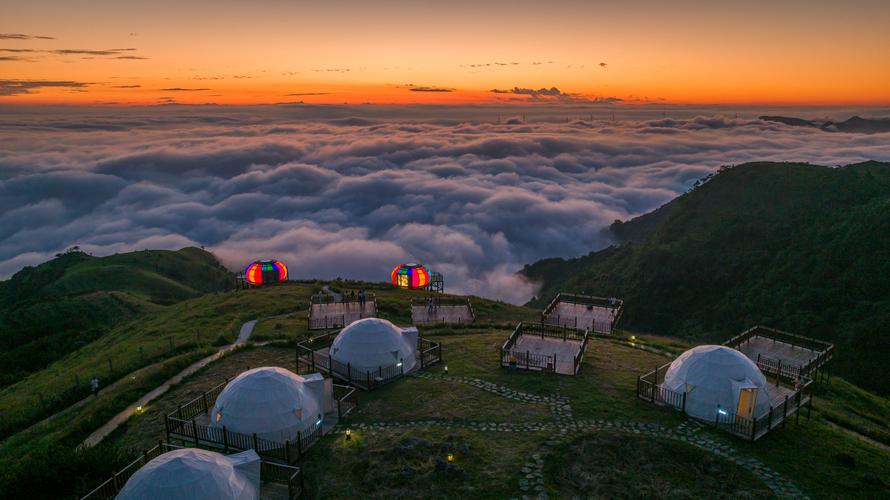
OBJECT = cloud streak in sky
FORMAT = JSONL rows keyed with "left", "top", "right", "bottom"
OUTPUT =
{"left": 1, "top": 105, "right": 889, "bottom": 303}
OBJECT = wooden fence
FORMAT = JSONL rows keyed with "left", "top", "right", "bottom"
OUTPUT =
{"left": 296, "top": 332, "right": 442, "bottom": 390}
{"left": 307, "top": 293, "right": 378, "bottom": 330}
{"left": 81, "top": 442, "right": 303, "bottom": 500}
{"left": 410, "top": 297, "right": 476, "bottom": 325}
{"left": 541, "top": 292, "right": 624, "bottom": 334}
{"left": 723, "top": 325, "right": 834, "bottom": 379}
{"left": 499, "top": 321, "right": 589, "bottom": 375}
{"left": 164, "top": 377, "right": 356, "bottom": 465}
{"left": 636, "top": 361, "right": 814, "bottom": 441}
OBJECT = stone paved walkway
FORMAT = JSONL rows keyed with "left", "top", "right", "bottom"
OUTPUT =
{"left": 338, "top": 373, "right": 807, "bottom": 499}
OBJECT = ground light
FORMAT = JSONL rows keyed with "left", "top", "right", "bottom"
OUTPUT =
{"left": 447, "top": 453, "right": 454, "bottom": 463}
{"left": 345, "top": 429, "right": 351, "bottom": 440}
{"left": 444, "top": 365, "right": 449, "bottom": 374}
{"left": 135, "top": 406, "right": 145, "bottom": 415}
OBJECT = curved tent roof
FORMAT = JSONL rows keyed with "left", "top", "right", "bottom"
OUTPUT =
{"left": 245, "top": 260, "right": 288, "bottom": 286}
{"left": 116, "top": 448, "right": 260, "bottom": 500}
{"left": 330, "top": 318, "right": 418, "bottom": 373}
{"left": 662, "top": 345, "right": 771, "bottom": 421}
{"left": 210, "top": 367, "right": 322, "bottom": 441}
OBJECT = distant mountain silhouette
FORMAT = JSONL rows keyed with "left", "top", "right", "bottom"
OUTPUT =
{"left": 760, "top": 115, "right": 890, "bottom": 133}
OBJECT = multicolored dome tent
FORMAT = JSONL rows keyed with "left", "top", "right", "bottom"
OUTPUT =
{"left": 391, "top": 263, "right": 430, "bottom": 289}
{"left": 245, "top": 260, "right": 288, "bottom": 286}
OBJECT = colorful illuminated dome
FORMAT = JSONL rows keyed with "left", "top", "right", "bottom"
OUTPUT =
{"left": 390, "top": 263, "right": 430, "bottom": 289}
{"left": 244, "top": 260, "right": 288, "bottom": 286}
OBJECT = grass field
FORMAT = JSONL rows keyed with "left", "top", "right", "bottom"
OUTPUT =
{"left": 3, "top": 281, "right": 890, "bottom": 499}
{"left": 101, "top": 326, "right": 890, "bottom": 499}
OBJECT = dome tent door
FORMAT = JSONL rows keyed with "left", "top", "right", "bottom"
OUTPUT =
{"left": 734, "top": 379, "right": 759, "bottom": 419}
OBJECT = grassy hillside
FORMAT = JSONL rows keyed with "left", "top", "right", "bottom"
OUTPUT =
{"left": 0, "top": 247, "right": 233, "bottom": 389}
{"left": 523, "top": 161, "right": 890, "bottom": 395}
{"left": 0, "top": 280, "right": 541, "bottom": 498}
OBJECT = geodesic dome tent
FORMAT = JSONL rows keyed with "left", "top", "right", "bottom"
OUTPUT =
{"left": 244, "top": 259, "right": 288, "bottom": 286}
{"left": 329, "top": 318, "right": 419, "bottom": 373}
{"left": 116, "top": 448, "right": 260, "bottom": 500}
{"left": 210, "top": 367, "right": 331, "bottom": 442}
{"left": 661, "top": 345, "right": 771, "bottom": 421}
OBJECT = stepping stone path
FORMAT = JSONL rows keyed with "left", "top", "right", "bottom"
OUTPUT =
{"left": 338, "top": 372, "right": 807, "bottom": 499}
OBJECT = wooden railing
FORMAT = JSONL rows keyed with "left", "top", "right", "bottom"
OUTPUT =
{"left": 410, "top": 297, "right": 476, "bottom": 325}
{"left": 723, "top": 325, "right": 835, "bottom": 378}
{"left": 636, "top": 361, "right": 814, "bottom": 441}
{"left": 541, "top": 292, "right": 624, "bottom": 334}
{"left": 81, "top": 442, "right": 303, "bottom": 500}
{"left": 499, "top": 321, "right": 589, "bottom": 374}
{"left": 307, "top": 294, "right": 378, "bottom": 330}
{"left": 636, "top": 363, "right": 687, "bottom": 411}
{"left": 296, "top": 332, "right": 441, "bottom": 390}
{"left": 164, "top": 376, "right": 354, "bottom": 465}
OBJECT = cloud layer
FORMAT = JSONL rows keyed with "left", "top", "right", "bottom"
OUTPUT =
{"left": 1, "top": 105, "right": 889, "bottom": 303}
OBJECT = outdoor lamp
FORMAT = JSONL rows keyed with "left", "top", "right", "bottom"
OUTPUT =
{"left": 447, "top": 453, "right": 454, "bottom": 463}
{"left": 444, "top": 365, "right": 449, "bottom": 374}
{"left": 345, "top": 429, "right": 352, "bottom": 440}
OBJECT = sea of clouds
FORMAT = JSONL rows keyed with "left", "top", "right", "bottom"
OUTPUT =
{"left": 1, "top": 104, "right": 889, "bottom": 303}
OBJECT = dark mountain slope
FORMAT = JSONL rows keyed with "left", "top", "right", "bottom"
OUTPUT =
{"left": 0, "top": 247, "right": 232, "bottom": 387}
{"left": 523, "top": 161, "right": 890, "bottom": 394}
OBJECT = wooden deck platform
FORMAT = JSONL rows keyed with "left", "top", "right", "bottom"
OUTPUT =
{"left": 544, "top": 301, "right": 621, "bottom": 333}
{"left": 509, "top": 335, "right": 583, "bottom": 375}
{"left": 736, "top": 335, "right": 821, "bottom": 371}
{"left": 411, "top": 304, "right": 473, "bottom": 325}
{"left": 308, "top": 300, "right": 376, "bottom": 329}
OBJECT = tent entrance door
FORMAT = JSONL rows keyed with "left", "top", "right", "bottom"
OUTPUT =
{"left": 397, "top": 275, "right": 409, "bottom": 288}
{"left": 736, "top": 388, "right": 757, "bottom": 419}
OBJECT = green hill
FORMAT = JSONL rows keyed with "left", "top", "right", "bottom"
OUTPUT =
{"left": 523, "top": 161, "right": 890, "bottom": 395}
{"left": 0, "top": 247, "right": 233, "bottom": 389}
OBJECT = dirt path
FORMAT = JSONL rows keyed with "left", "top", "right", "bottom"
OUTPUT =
{"left": 79, "top": 320, "right": 257, "bottom": 448}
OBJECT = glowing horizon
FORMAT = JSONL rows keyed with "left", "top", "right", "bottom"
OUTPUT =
{"left": 2, "top": 0, "right": 890, "bottom": 106}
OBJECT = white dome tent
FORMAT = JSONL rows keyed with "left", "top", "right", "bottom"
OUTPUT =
{"left": 329, "top": 318, "right": 419, "bottom": 373}
{"left": 661, "top": 345, "right": 771, "bottom": 421}
{"left": 209, "top": 367, "right": 332, "bottom": 442}
{"left": 116, "top": 448, "right": 260, "bottom": 500}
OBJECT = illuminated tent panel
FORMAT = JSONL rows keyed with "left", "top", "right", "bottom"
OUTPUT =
{"left": 390, "top": 263, "right": 430, "bottom": 289}
{"left": 245, "top": 260, "right": 288, "bottom": 286}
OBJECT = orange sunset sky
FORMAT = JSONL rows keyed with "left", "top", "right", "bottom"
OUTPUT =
{"left": 2, "top": 0, "right": 889, "bottom": 106}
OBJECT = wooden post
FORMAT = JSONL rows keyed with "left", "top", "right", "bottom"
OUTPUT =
{"left": 768, "top": 406, "right": 774, "bottom": 429}
{"left": 192, "top": 419, "right": 199, "bottom": 446}
{"left": 177, "top": 404, "right": 183, "bottom": 419}
{"left": 169, "top": 336, "right": 174, "bottom": 352}
{"left": 202, "top": 392, "right": 209, "bottom": 413}
{"left": 253, "top": 433, "right": 259, "bottom": 451}
{"left": 751, "top": 414, "right": 757, "bottom": 440}
{"left": 526, "top": 350, "right": 530, "bottom": 370}
{"left": 285, "top": 439, "right": 292, "bottom": 463}
{"left": 782, "top": 395, "right": 788, "bottom": 428}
